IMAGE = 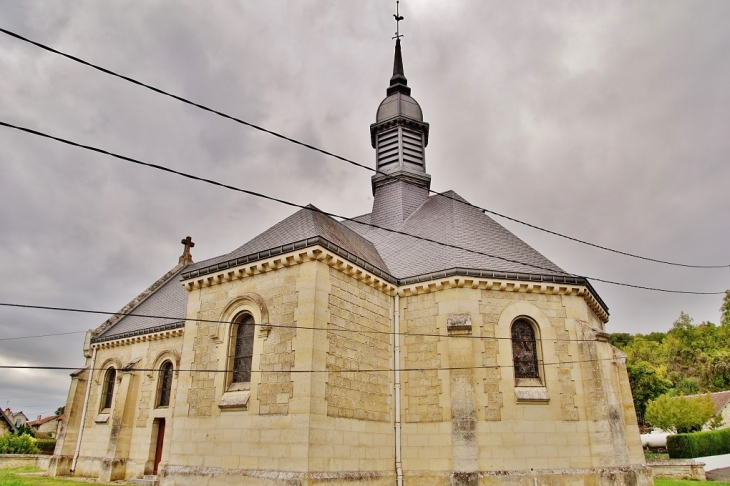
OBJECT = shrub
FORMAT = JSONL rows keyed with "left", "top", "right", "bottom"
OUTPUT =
{"left": 34, "top": 438, "right": 56, "bottom": 454}
{"left": 0, "top": 433, "right": 40, "bottom": 454}
{"left": 645, "top": 393, "right": 721, "bottom": 433}
{"left": 667, "top": 428, "right": 730, "bottom": 458}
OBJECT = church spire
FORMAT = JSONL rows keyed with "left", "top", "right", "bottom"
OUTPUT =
{"left": 388, "top": 39, "right": 411, "bottom": 96}
{"left": 368, "top": 7, "right": 432, "bottom": 224}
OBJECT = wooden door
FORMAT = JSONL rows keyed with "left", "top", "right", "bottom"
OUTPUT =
{"left": 153, "top": 418, "right": 165, "bottom": 475}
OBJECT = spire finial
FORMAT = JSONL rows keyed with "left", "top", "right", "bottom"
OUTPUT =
{"left": 393, "top": 1, "right": 404, "bottom": 40}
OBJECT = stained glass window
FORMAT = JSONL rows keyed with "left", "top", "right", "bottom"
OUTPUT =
{"left": 512, "top": 320, "right": 539, "bottom": 379}
{"left": 102, "top": 368, "right": 116, "bottom": 410}
{"left": 232, "top": 314, "right": 255, "bottom": 383}
{"left": 157, "top": 361, "right": 173, "bottom": 407}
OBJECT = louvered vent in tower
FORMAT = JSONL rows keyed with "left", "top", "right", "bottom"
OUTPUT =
{"left": 401, "top": 127, "right": 424, "bottom": 170}
{"left": 377, "top": 128, "right": 400, "bottom": 170}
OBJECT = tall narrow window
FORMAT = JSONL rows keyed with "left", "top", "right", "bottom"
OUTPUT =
{"left": 101, "top": 367, "right": 116, "bottom": 410}
{"left": 157, "top": 361, "right": 173, "bottom": 407}
{"left": 511, "top": 320, "right": 539, "bottom": 379}
{"left": 231, "top": 313, "right": 255, "bottom": 384}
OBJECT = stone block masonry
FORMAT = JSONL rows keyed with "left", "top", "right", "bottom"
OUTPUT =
{"left": 403, "top": 292, "right": 443, "bottom": 423}
{"left": 326, "top": 267, "right": 391, "bottom": 422}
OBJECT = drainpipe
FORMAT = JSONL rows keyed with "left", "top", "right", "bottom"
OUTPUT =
{"left": 71, "top": 346, "right": 96, "bottom": 472}
{"left": 394, "top": 294, "right": 403, "bottom": 486}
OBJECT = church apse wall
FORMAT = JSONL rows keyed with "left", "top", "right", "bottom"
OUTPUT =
{"left": 396, "top": 286, "right": 648, "bottom": 485}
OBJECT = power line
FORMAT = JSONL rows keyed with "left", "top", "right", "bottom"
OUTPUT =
{"left": 0, "top": 119, "right": 725, "bottom": 296}
{"left": 1, "top": 27, "right": 726, "bottom": 270}
{"left": 0, "top": 330, "right": 86, "bottom": 341}
{"left": 1, "top": 302, "right": 725, "bottom": 350}
{"left": 0, "top": 356, "right": 627, "bottom": 374}
{"left": 0, "top": 302, "right": 608, "bottom": 343}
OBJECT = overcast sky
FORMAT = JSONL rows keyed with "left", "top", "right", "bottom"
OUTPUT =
{"left": 1, "top": 0, "right": 728, "bottom": 419}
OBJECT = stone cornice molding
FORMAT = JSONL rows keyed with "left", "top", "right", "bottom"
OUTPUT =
{"left": 396, "top": 275, "right": 609, "bottom": 324}
{"left": 182, "top": 246, "right": 398, "bottom": 296}
{"left": 92, "top": 325, "right": 184, "bottom": 349}
{"left": 371, "top": 169, "right": 432, "bottom": 194}
{"left": 182, "top": 237, "right": 393, "bottom": 285}
{"left": 370, "top": 117, "right": 430, "bottom": 147}
{"left": 180, "top": 238, "right": 609, "bottom": 322}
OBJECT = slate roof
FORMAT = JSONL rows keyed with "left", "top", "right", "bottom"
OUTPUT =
{"left": 186, "top": 205, "right": 389, "bottom": 274}
{"left": 94, "top": 267, "right": 188, "bottom": 342}
{"left": 94, "top": 184, "right": 592, "bottom": 341}
{"left": 342, "top": 185, "right": 566, "bottom": 280}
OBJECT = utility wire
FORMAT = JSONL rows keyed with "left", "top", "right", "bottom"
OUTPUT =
{"left": 0, "top": 355, "right": 627, "bottom": 374}
{"left": 0, "top": 28, "right": 730, "bottom": 269}
{"left": 0, "top": 119, "right": 724, "bottom": 296}
{"left": 0, "top": 330, "right": 86, "bottom": 341}
{"left": 0, "top": 303, "right": 699, "bottom": 348}
{"left": 1, "top": 27, "right": 726, "bottom": 270}
{"left": 0, "top": 302, "right": 607, "bottom": 343}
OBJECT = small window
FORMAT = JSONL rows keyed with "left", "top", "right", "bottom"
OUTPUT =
{"left": 511, "top": 319, "right": 539, "bottom": 379}
{"left": 230, "top": 313, "right": 255, "bottom": 384}
{"left": 156, "top": 361, "right": 174, "bottom": 408}
{"left": 101, "top": 368, "right": 116, "bottom": 410}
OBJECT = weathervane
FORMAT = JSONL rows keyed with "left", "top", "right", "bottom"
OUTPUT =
{"left": 392, "top": 1, "right": 404, "bottom": 40}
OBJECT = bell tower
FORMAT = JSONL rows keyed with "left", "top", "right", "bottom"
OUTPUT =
{"left": 370, "top": 38, "right": 431, "bottom": 195}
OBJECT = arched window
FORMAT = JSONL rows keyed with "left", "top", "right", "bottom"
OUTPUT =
{"left": 156, "top": 361, "right": 174, "bottom": 408}
{"left": 101, "top": 367, "right": 116, "bottom": 410}
{"left": 230, "top": 313, "right": 255, "bottom": 384}
{"left": 511, "top": 319, "right": 539, "bottom": 379}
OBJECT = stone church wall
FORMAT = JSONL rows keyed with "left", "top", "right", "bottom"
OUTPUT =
{"left": 398, "top": 286, "right": 647, "bottom": 484}
{"left": 165, "top": 260, "right": 395, "bottom": 480}
{"left": 325, "top": 266, "right": 391, "bottom": 422}
{"left": 51, "top": 334, "right": 184, "bottom": 481}
{"left": 52, "top": 255, "right": 647, "bottom": 485}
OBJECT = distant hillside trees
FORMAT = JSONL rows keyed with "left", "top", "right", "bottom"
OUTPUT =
{"left": 610, "top": 290, "right": 730, "bottom": 421}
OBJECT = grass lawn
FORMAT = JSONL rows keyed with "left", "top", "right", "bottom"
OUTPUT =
{"left": 656, "top": 480, "right": 730, "bottom": 485}
{"left": 3, "top": 468, "right": 729, "bottom": 486}
{"left": 0, "top": 467, "right": 114, "bottom": 485}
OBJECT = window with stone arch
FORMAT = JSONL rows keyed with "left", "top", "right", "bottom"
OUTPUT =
{"left": 101, "top": 367, "right": 116, "bottom": 411}
{"left": 511, "top": 318, "right": 540, "bottom": 380}
{"left": 229, "top": 312, "right": 256, "bottom": 385}
{"left": 156, "top": 360, "right": 174, "bottom": 408}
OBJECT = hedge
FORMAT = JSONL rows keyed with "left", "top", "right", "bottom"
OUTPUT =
{"left": 35, "top": 438, "right": 56, "bottom": 454}
{"left": 667, "top": 428, "right": 730, "bottom": 458}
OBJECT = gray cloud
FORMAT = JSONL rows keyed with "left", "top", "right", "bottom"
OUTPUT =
{"left": 0, "top": 0, "right": 728, "bottom": 415}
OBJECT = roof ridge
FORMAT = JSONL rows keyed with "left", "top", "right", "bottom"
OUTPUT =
{"left": 400, "top": 188, "right": 447, "bottom": 226}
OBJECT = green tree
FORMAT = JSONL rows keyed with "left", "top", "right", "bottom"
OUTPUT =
{"left": 626, "top": 361, "right": 672, "bottom": 418}
{"left": 699, "top": 350, "right": 730, "bottom": 392}
{"left": 645, "top": 394, "right": 722, "bottom": 434}
{"left": 672, "top": 377, "right": 701, "bottom": 396}
{"left": 54, "top": 406, "right": 65, "bottom": 416}
{"left": 609, "top": 333, "right": 633, "bottom": 349}
{"left": 721, "top": 290, "right": 730, "bottom": 327}
{"left": 14, "top": 424, "right": 34, "bottom": 437}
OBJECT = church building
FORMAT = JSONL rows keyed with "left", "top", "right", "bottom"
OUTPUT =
{"left": 50, "top": 37, "right": 651, "bottom": 486}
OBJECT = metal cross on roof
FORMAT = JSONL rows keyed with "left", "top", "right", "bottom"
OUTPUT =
{"left": 393, "top": 0, "right": 404, "bottom": 40}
